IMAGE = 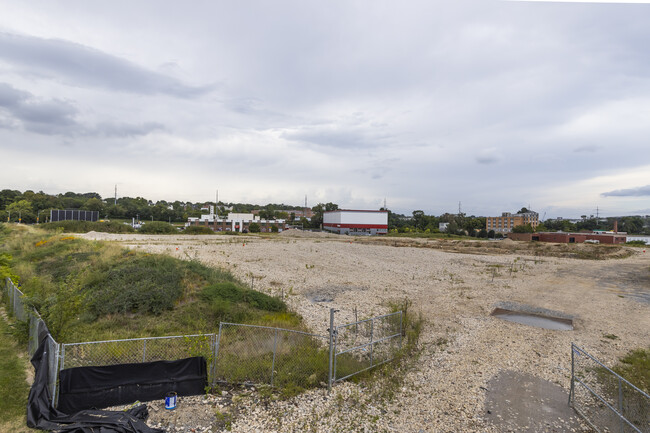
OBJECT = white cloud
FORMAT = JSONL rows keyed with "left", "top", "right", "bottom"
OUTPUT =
{"left": 0, "top": 0, "right": 649, "bottom": 217}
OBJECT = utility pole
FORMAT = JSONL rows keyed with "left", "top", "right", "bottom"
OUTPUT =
{"left": 114, "top": 184, "right": 117, "bottom": 206}
{"left": 458, "top": 201, "right": 462, "bottom": 216}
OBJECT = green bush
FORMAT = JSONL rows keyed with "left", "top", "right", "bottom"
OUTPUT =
{"left": 201, "top": 282, "right": 286, "bottom": 313}
{"left": 138, "top": 221, "right": 177, "bottom": 234}
{"left": 183, "top": 226, "right": 215, "bottom": 235}
{"left": 86, "top": 254, "right": 184, "bottom": 316}
{"left": 41, "top": 220, "right": 136, "bottom": 233}
{"left": 248, "top": 223, "right": 261, "bottom": 233}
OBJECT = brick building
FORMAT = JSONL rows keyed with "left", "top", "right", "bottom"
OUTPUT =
{"left": 486, "top": 211, "right": 539, "bottom": 234}
{"left": 507, "top": 232, "right": 627, "bottom": 244}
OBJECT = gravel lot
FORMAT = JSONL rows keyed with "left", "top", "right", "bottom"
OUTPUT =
{"left": 81, "top": 232, "right": 650, "bottom": 432}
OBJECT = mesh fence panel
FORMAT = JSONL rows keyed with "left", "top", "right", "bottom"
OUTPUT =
{"left": 3, "top": 278, "right": 61, "bottom": 408}
{"left": 214, "top": 323, "right": 328, "bottom": 388}
{"left": 3, "top": 276, "right": 406, "bottom": 402}
{"left": 571, "top": 344, "right": 649, "bottom": 433}
{"left": 334, "top": 311, "right": 402, "bottom": 382}
{"left": 4, "top": 278, "right": 28, "bottom": 322}
{"left": 62, "top": 334, "right": 216, "bottom": 369}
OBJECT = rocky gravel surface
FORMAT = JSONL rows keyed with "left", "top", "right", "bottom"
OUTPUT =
{"left": 81, "top": 232, "right": 650, "bottom": 432}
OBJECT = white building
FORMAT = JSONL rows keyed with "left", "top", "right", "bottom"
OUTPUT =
{"left": 323, "top": 209, "right": 388, "bottom": 235}
{"left": 187, "top": 209, "right": 285, "bottom": 233}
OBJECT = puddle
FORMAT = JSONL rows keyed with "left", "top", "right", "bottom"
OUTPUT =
{"left": 491, "top": 308, "right": 573, "bottom": 331}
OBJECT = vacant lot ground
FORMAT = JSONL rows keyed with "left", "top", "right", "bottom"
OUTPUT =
{"left": 79, "top": 232, "right": 650, "bottom": 432}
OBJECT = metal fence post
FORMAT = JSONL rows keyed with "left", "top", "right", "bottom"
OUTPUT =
{"left": 271, "top": 328, "right": 278, "bottom": 386}
{"left": 369, "top": 318, "right": 374, "bottom": 367}
{"left": 142, "top": 339, "right": 147, "bottom": 363}
{"left": 52, "top": 342, "right": 60, "bottom": 408}
{"left": 568, "top": 343, "right": 574, "bottom": 407}
{"left": 618, "top": 377, "right": 624, "bottom": 433}
{"left": 210, "top": 333, "right": 217, "bottom": 386}
{"left": 328, "top": 308, "right": 337, "bottom": 393}
{"left": 399, "top": 311, "right": 403, "bottom": 349}
{"left": 212, "top": 323, "right": 223, "bottom": 387}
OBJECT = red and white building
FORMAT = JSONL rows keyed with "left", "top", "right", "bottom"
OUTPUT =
{"left": 323, "top": 209, "right": 388, "bottom": 235}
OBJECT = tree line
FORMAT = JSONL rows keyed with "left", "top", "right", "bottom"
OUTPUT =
{"left": 1, "top": 189, "right": 648, "bottom": 234}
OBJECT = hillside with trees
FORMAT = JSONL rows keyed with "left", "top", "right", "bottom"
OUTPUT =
{"left": 1, "top": 189, "right": 648, "bottom": 234}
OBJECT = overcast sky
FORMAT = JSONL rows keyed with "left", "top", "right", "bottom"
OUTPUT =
{"left": 1, "top": 1, "right": 649, "bottom": 218}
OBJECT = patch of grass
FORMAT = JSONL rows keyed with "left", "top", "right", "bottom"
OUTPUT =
{"left": 41, "top": 220, "right": 136, "bottom": 234}
{"left": 137, "top": 221, "right": 177, "bottom": 234}
{"left": 594, "top": 347, "right": 650, "bottom": 429}
{"left": 0, "top": 310, "right": 33, "bottom": 433}
{"left": 183, "top": 226, "right": 216, "bottom": 235}
{"left": 1, "top": 226, "right": 290, "bottom": 343}
{"left": 613, "top": 348, "right": 650, "bottom": 393}
{"left": 201, "top": 282, "right": 285, "bottom": 313}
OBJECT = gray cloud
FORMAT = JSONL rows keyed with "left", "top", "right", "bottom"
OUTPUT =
{"left": 93, "top": 121, "right": 165, "bottom": 138}
{"left": 0, "top": 32, "right": 210, "bottom": 97}
{"left": 602, "top": 185, "right": 650, "bottom": 197}
{"left": 0, "top": 82, "right": 78, "bottom": 134}
{"left": 0, "top": 82, "right": 164, "bottom": 137}
{"left": 573, "top": 145, "right": 601, "bottom": 153}
{"left": 476, "top": 155, "right": 498, "bottom": 164}
{"left": 282, "top": 123, "right": 396, "bottom": 150}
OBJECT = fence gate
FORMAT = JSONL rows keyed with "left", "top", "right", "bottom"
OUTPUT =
{"left": 570, "top": 343, "right": 649, "bottom": 433}
{"left": 331, "top": 311, "right": 402, "bottom": 385}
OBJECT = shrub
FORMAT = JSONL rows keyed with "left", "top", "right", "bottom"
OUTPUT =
{"left": 41, "top": 220, "right": 136, "bottom": 234}
{"left": 201, "top": 282, "right": 286, "bottom": 313}
{"left": 184, "top": 226, "right": 215, "bottom": 235}
{"left": 86, "top": 254, "right": 184, "bottom": 316}
{"left": 138, "top": 221, "right": 177, "bottom": 234}
{"left": 248, "top": 223, "right": 261, "bottom": 233}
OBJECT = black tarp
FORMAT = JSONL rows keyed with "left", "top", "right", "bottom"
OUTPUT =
{"left": 27, "top": 326, "right": 165, "bottom": 433}
{"left": 58, "top": 357, "right": 207, "bottom": 413}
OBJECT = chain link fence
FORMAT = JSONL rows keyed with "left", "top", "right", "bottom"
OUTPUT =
{"left": 5, "top": 277, "right": 405, "bottom": 409}
{"left": 570, "top": 343, "right": 649, "bottom": 433}
{"left": 214, "top": 323, "right": 329, "bottom": 388}
{"left": 333, "top": 311, "right": 402, "bottom": 383}
{"left": 61, "top": 334, "right": 217, "bottom": 370}
{"left": 3, "top": 278, "right": 60, "bottom": 407}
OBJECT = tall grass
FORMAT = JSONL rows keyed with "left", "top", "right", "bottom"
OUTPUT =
{"left": 41, "top": 220, "right": 136, "bottom": 233}
{"left": 1, "top": 226, "right": 290, "bottom": 342}
{"left": 0, "top": 305, "right": 32, "bottom": 433}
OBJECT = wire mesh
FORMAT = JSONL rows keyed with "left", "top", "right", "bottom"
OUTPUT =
{"left": 571, "top": 344, "right": 649, "bottom": 433}
{"left": 214, "top": 323, "right": 328, "bottom": 388}
{"left": 4, "top": 278, "right": 28, "bottom": 322}
{"left": 334, "top": 311, "right": 402, "bottom": 382}
{"left": 61, "top": 334, "right": 216, "bottom": 369}
{"left": 3, "top": 278, "right": 61, "bottom": 408}
{"left": 4, "top": 275, "right": 407, "bottom": 402}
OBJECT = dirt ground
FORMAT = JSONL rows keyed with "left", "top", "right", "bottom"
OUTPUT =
{"left": 79, "top": 231, "right": 650, "bottom": 432}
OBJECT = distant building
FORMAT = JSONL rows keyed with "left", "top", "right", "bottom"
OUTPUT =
{"left": 252, "top": 208, "right": 314, "bottom": 219}
{"left": 187, "top": 209, "right": 286, "bottom": 233}
{"left": 507, "top": 231, "right": 627, "bottom": 244}
{"left": 486, "top": 211, "right": 539, "bottom": 234}
{"left": 323, "top": 209, "right": 388, "bottom": 235}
